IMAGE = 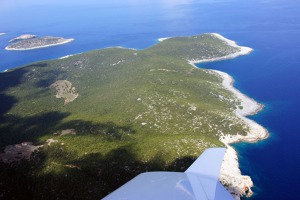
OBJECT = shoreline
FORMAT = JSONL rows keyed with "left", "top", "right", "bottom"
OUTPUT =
{"left": 5, "top": 38, "right": 74, "bottom": 51}
{"left": 104, "top": 46, "right": 138, "bottom": 51}
{"left": 186, "top": 33, "right": 268, "bottom": 199}
{"left": 214, "top": 70, "right": 269, "bottom": 144}
{"left": 59, "top": 54, "right": 74, "bottom": 59}
{"left": 158, "top": 37, "right": 171, "bottom": 42}
{"left": 0, "top": 33, "right": 5, "bottom": 36}
{"left": 214, "top": 69, "right": 269, "bottom": 199}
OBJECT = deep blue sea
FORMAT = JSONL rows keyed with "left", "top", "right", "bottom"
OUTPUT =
{"left": 1, "top": 0, "right": 299, "bottom": 199}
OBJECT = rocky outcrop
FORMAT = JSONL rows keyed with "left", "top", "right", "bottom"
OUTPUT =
{"left": 0, "top": 142, "right": 43, "bottom": 163}
{"left": 50, "top": 80, "right": 79, "bottom": 105}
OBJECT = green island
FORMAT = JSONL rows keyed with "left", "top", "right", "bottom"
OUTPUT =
{"left": 0, "top": 33, "right": 267, "bottom": 199}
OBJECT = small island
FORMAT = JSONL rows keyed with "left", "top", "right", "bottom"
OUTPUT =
{"left": 0, "top": 33, "right": 5, "bottom": 36}
{"left": 5, "top": 35, "right": 74, "bottom": 50}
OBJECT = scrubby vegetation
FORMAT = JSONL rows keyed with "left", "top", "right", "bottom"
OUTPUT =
{"left": 0, "top": 34, "right": 248, "bottom": 199}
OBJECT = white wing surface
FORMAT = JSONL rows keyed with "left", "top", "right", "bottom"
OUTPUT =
{"left": 103, "top": 148, "right": 233, "bottom": 200}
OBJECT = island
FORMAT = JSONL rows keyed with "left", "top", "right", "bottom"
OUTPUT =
{"left": 0, "top": 33, "right": 5, "bottom": 36}
{"left": 0, "top": 33, "right": 268, "bottom": 200}
{"left": 5, "top": 35, "right": 74, "bottom": 50}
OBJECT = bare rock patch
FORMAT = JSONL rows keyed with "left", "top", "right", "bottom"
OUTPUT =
{"left": 50, "top": 80, "right": 79, "bottom": 105}
{"left": 0, "top": 142, "right": 43, "bottom": 163}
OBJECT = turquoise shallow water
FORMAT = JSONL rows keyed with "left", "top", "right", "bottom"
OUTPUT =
{"left": 1, "top": 0, "right": 300, "bottom": 199}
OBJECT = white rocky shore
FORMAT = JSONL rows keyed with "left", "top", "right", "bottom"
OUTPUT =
{"left": 185, "top": 33, "right": 269, "bottom": 199}
{"left": 215, "top": 70, "right": 268, "bottom": 199}
{"left": 158, "top": 37, "right": 171, "bottom": 42}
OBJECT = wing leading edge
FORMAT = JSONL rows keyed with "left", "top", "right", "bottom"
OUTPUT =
{"left": 103, "top": 148, "right": 233, "bottom": 200}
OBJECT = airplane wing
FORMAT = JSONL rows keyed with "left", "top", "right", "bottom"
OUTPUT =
{"left": 103, "top": 148, "right": 233, "bottom": 200}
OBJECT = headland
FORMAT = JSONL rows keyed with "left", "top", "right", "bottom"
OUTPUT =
{"left": 188, "top": 33, "right": 253, "bottom": 65}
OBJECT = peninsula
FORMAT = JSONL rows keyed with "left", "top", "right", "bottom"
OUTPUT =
{"left": 5, "top": 35, "right": 74, "bottom": 50}
{"left": 0, "top": 33, "right": 267, "bottom": 200}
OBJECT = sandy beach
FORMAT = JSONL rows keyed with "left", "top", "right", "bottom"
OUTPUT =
{"left": 185, "top": 33, "right": 269, "bottom": 199}
{"left": 5, "top": 38, "right": 74, "bottom": 51}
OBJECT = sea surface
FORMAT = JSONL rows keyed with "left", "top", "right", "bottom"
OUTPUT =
{"left": 1, "top": 0, "right": 299, "bottom": 199}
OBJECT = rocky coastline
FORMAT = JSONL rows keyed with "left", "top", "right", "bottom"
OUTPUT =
{"left": 187, "top": 33, "right": 269, "bottom": 199}
{"left": 215, "top": 70, "right": 269, "bottom": 199}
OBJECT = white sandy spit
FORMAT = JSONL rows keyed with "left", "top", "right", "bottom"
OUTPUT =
{"left": 5, "top": 38, "right": 74, "bottom": 51}
{"left": 0, "top": 33, "right": 5, "bottom": 36}
{"left": 187, "top": 33, "right": 268, "bottom": 199}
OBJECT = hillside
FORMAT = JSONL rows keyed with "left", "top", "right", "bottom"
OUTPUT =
{"left": 0, "top": 33, "right": 250, "bottom": 199}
